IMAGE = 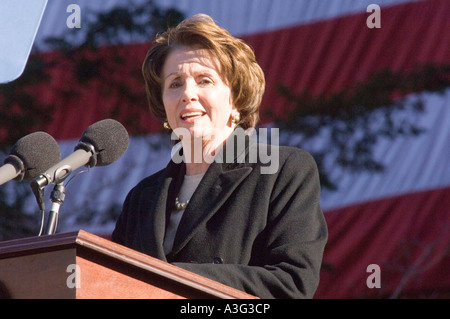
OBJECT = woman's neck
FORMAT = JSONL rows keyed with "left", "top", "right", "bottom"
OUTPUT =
{"left": 181, "top": 127, "right": 233, "bottom": 175}
{"left": 185, "top": 161, "right": 210, "bottom": 175}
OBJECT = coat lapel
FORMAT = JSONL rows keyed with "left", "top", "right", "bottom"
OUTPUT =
{"left": 170, "top": 164, "right": 252, "bottom": 257}
{"left": 139, "top": 160, "right": 185, "bottom": 260}
{"left": 170, "top": 127, "right": 256, "bottom": 257}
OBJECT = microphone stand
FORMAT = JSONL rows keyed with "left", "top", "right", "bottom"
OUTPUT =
{"left": 42, "top": 165, "right": 71, "bottom": 235}
{"left": 44, "top": 182, "right": 66, "bottom": 235}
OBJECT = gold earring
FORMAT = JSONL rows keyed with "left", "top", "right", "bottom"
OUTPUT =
{"left": 163, "top": 121, "right": 171, "bottom": 130}
{"left": 232, "top": 114, "right": 240, "bottom": 125}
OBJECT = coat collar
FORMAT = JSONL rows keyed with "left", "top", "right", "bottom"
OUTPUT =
{"left": 164, "top": 126, "right": 256, "bottom": 259}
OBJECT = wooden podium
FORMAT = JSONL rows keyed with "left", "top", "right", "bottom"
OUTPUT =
{"left": 0, "top": 230, "right": 256, "bottom": 299}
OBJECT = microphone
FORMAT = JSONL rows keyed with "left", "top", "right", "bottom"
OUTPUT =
{"left": 0, "top": 132, "right": 61, "bottom": 186}
{"left": 31, "top": 118, "right": 129, "bottom": 186}
{"left": 30, "top": 119, "right": 129, "bottom": 210}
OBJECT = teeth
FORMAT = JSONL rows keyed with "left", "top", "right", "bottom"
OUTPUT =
{"left": 181, "top": 112, "right": 204, "bottom": 119}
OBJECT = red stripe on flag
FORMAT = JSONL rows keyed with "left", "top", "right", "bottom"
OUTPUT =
{"left": 316, "top": 186, "right": 450, "bottom": 298}
{"left": 31, "top": 0, "right": 450, "bottom": 140}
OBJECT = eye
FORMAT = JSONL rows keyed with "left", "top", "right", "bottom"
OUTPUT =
{"left": 198, "top": 76, "right": 214, "bottom": 86}
{"left": 168, "top": 79, "right": 182, "bottom": 89}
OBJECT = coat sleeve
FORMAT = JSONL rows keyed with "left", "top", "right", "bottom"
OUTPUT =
{"left": 173, "top": 149, "right": 328, "bottom": 299}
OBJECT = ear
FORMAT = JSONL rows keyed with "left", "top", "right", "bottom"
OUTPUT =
{"left": 229, "top": 108, "right": 241, "bottom": 126}
{"left": 230, "top": 103, "right": 239, "bottom": 116}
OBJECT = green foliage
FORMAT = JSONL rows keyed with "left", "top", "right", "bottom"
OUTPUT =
{"left": 42, "top": 0, "right": 185, "bottom": 136}
{"left": 272, "top": 64, "right": 450, "bottom": 189}
{"left": 0, "top": 1, "right": 185, "bottom": 241}
{"left": 0, "top": 184, "right": 41, "bottom": 240}
{"left": 0, "top": 54, "right": 53, "bottom": 150}
{"left": 0, "top": 0, "right": 448, "bottom": 239}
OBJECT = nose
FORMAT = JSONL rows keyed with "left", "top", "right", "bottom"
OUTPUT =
{"left": 181, "top": 80, "right": 199, "bottom": 103}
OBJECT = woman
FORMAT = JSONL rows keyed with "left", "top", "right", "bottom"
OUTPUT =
{"left": 112, "top": 14, "right": 327, "bottom": 299}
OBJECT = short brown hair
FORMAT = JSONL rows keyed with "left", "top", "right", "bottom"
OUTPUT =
{"left": 142, "top": 14, "right": 265, "bottom": 129}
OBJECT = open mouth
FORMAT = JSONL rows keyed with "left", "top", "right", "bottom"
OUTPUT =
{"left": 180, "top": 111, "right": 206, "bottom": 121}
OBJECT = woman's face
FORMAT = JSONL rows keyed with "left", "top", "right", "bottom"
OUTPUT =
{"left": 162, "top": 46, "right": 238, "bottom": 144}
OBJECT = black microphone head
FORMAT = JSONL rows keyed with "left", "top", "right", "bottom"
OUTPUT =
{"left": 79, "top": 119, "right": 129, "bottom": 166}
{"left": 5, "top": 131, "right": 61, "bottom": 181}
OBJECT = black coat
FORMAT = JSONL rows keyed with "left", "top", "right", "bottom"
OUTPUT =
{"left": 112, "top": 130, "right": 328, "bottom": 298}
